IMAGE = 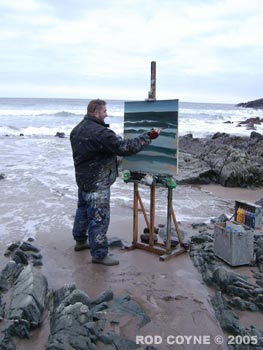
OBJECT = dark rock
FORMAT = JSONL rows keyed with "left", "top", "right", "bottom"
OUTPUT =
{"left": 13, "top": 250, "right": 29, "bottom": 265}
{"left": 250, "top": 131, "right": 263, "bottom": 140}
{"left": 212, "top": 132, "right": 228, "bottom": 139}
{"left": 0, "top": 331, "right": 16, "bottom": 350}
{"left": 7, "top": 319, "right": 31, "bottom": 339}
{"left": 8, "top": 265, "right": 48, "bottom": 330}
{"left": 1, "top": 242, "right": 153, "bottom": 350}
{"left": 0, "top": 261, "right": 23, "bottom": 292}
{"left": 177, "top": 152, "right": 216, "bottom": 185}
{"left": 241, "top": 327, "right": 263, "bottom": 349}
{"left": 100, "top": 333, "right": 138, "bottom": 350}
{"left": 158, "top": 225, "right": 184, "bottom": 241}
{"left": 179, "top": 135, "right": 204, "bottom": 155}
{"left": 213, "top": 266, "right": 254, "bottom": 295}
{"left": 191, "top": 233, "right": 214, "bottom": 244}
{"left": 143, "top": 227, "right": 158, "bottom": 234}
{"left": 50, "top": 283, "right": 77, "bottom": 308}
{"left": 190, "top": 232, "right": 263, "bottom": 347}
{"left": 12, "top": 255, "right": 23, "bottom": 265}
{"left": 255, "top": 279, "right": 263, "bottom": 288}
{"left": 19, "top": 242, "right": 40, "bottom": 253}
{"left": 237, "top": 117, "right": 262, "bottom": 127}
{"left": 254, "top": 294, "right": 263, "bottom": 311}
{"left": 0, "top": 173, "right": 5, "bottom": 180}
{"left": 6, "top": 242, "right": 20, "bottom": 253}
{"left": 140, "top": 233, "right": 158, "bottom": 244}
{"left": 98, "top": 333, "right": 114, "bottom": 345}
{"left": 236, "top": 98, "right": 263, "bottom": 109}
{"left": 0, "top": 298, "right": 4, "bottom": 320}
{"left": 108, "top": 237, "right": 124, "bottom": 248}
{"left": 30, "top": 253, "right": 43, "bottom": 260}
{"left": 62, "top": 288, "right": 91, "bottom": 308}
{"left": 55, "top": 132, "right": 65, "bottom": 138}
{"left": 211, "top": 292, "right": 243, "bottom": 334}
{"left": 47, "top": 285, "right": 94, "bottom": 349}
{"left": 91, "top": 302, "right": 109, "bottom": 313}
{"left": 226, "top": 286, "right": 252, "bottom": 299}
{"left": 46, "top": 284, "right": 142, "bottom": 350}
{"left": 91, "top": 289, "right": 114, "bottom": 306}
{"left": 163, "top": 237, "right": 179, "bottom": 248}
{"left": 3, "top": 250, "right": 11, "bottom": 257}
{"left": 191, "top": 222, "right": 207, "bottom": 229}
{"left": 211, "top": 213, "right": 229, "bottom": 223}
{"left": 228, "top": 297, "right": 259, "bottom": 312}
{"left": 178, "top": 133, "right": 263, "bottom": 187}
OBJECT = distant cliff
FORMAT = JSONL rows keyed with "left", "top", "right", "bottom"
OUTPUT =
{"left": 236, "top": 98, "right": 263, "bottom": 109}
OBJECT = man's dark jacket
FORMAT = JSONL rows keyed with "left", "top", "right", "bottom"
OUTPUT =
{"left": 70, "top": 115, "right": 151, "bottom": 192}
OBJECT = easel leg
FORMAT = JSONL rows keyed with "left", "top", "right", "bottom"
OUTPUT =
{"left": 128, "top": 182, "right": 187, "bottom": 259}
{"left": 171, "top": 206, "right": 183, "bottom": 245}
{"left": 166, "top": 188, "right": 172, "bottom": 250}
{"left": 149, "top": 185, "right": 155, "bottom": 246}
{"left": 137, "top": 189, "right": 150, "bottom": 231}
{"left": 133, "top": 183, "right": 139, "bottom": 244}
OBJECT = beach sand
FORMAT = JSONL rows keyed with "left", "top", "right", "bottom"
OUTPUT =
{"left": 4, "top": 184, "right": 262, "bottom": 350}
{"left": 0, "top": 136, "right": 263, "bottom": 349}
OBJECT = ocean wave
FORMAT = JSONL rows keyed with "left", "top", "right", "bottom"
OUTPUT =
{"left": 0, "top": 125, "right": 73, "bottom": 136}
{"left": 0, "top": 108, "right": 124, "bottom": 118}
{"left": 0, "top": 110, "right": 83, "bottom": 118}
{"left": 46, "top": 111, "right": 81, "bottom": 117}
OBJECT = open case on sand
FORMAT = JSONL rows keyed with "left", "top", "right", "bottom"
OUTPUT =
{"left": 214, "top": 221, "right": 254, "bottom": 266}
{"left": 214, "top": 200, "right": 262, "bottom": 266}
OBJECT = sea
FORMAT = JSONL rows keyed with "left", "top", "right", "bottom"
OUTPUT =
{"left": 0, "top": 97, "right": 263, "bottom": 138}
{"left": 0, "top": 97, "right": 262, "bottom": 244}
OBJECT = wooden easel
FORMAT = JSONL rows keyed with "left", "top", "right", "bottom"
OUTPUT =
{"left": 130, "top": 183, "right": 187, "bottom": 261}
{"left": 127, "top": 61, "right": 187, "bottom": 261}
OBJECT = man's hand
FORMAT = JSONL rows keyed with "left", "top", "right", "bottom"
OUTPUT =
{"left": 147, "top": 128, "right": 160, "bottom": 140}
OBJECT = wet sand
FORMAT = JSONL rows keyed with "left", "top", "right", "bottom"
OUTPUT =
{"left": 20, "top": 217, "right": 226, "bottom": 350}
{"left": 201, "top": 184, "right": 263, "bottom": 203}
{"left": 0, "top": 175, "right": 263, "bottom": 350}
{"left": 10, "top": 184, "right": 263, "bottom": 350}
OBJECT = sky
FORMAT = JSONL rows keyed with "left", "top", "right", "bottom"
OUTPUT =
{"left": 0, "top": 0, "right": 262, "bottom": 103}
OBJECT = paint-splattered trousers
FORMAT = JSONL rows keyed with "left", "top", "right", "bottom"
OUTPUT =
{"left": 72, "top": 188, "right": 110, "bottom": 259}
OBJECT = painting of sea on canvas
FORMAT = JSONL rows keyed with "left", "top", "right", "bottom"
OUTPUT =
{"left": 123, "top": 99, "right": 179, "bottom": 176}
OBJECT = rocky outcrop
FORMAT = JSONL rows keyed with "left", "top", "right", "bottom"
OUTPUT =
{"left": 0, "top": 240, "right": 150, "bottom": 350}
{"left": 237, "top": 117, "right": 263, "bottom": 130}
{"left": 55, "top": 132, "right": 66, "bottom": 138}
{"left": 46, "top": 285, "right": 148, "bottom": 350}
{"left": 0, "top": 241, "right": 47, "bottom": 349}
{"left": 178, "top": 132, "right": 263, "bottom": 187}
{"left": 236, "top": 98, "right": 263, "bottom": 109}
{"left": 189, "top": 216, "right": 263, "bottom": 348}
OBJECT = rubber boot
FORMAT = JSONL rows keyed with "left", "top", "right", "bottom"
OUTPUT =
{"left": 74, "top": 240, "right": 90, "bottom": 251}
{"left": 92, "top": 255, "right": 119, "bottom": 266}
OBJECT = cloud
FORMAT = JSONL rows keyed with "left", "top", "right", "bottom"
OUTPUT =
{"left": 0, "top": 0, "right": 262, "bottom": 102}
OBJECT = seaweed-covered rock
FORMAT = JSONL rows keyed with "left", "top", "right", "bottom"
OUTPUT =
{"left": 46, "top": 285, "right": 147, "bottom": 350}
{"left": 8, "top": 265, "right": 48, "bottom": 330}
{"left": 178, "top": 133, "right": 263, "bottom": 187}
{"left": 211, "top": 292, "right": 242, "bottom": 334}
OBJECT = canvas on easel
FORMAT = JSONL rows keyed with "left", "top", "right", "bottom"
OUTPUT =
{"left": 123, "top": 99, "right": 179, "bottom": 177}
